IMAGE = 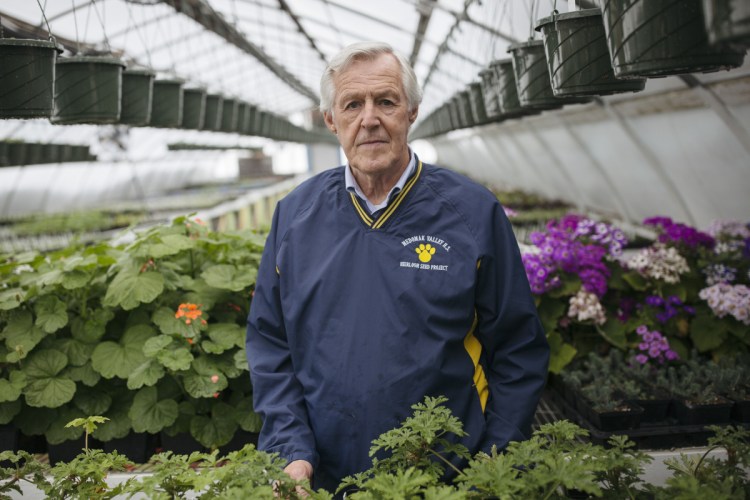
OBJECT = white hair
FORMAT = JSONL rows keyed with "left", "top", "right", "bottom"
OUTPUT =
{"left": 319, "top": 41, "right": 423, "bottom": 114}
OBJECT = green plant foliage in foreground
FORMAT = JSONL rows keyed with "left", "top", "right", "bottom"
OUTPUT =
{"left": 0, "top": 400, "right": 749, "bottom": 498}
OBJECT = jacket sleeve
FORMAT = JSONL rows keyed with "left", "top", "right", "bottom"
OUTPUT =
{"left": 474, "top": 201, "right": 550, "bottom": 452}
{"left": 246, "top": 204, "right": 319, "bottom": 468}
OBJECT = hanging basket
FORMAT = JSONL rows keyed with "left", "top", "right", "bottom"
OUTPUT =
{"left": 0, "top": 38, "right": 62, "bottom": 119}
{"left": 52, "top": 55, "right": 125, "bottom": 124}
{"left": 202, "top": 93, "right": 223, "bottom": 131}
{"left": 703, "top": 0, "right": 750, "bottom": 47}
{"left": 490, "top": 58, "right": 540, "bottom": 119}
{"left": 478, "top": 67, "right": 502, "bottom": 120}
{"left": 150, "top": 78, "right": 184, "bottom": 128}
{"left": 6, "top": 142, "right": 26, "bottom": 166}
{"left": 219, "top": 97, "right": 239, "bottom": 133}
{"left": 457, "top": 90, "right": 475, "bottom": 127}
{"left": 235, "top": 101, "right": 249, "bottom": 134}
{"left": 508, "top": 40, "right": 591, "bottom": 110}
{"left": 600, "top": 0, "right": 746, "bottom": 78}
{"left": 40, "top": 143, "right": 60, "bottom": 164}
{"left": 243, "top": 103, "right": 258, "bottom": 135}
{"left": 182, "top": 87, "right": 206, "bottom": 130}
{"left": 120, "top": 68, "right": 154, "bottom": 126}
{"left": 467, "top": 82, "right": 489, "bottom": 125}
{"left": 25, "top": 142, "right": 43, "bottom": 165}
{"left": 536, "top": 9, "right": 646, "bottom": 96}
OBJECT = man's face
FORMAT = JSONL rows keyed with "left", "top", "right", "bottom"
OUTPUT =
{"left": 324, "top": 53, "right": 418, "bottom": 178}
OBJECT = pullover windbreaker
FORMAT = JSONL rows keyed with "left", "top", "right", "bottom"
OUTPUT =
{"left": 246, "top": 160, "right": 549, "bottom": 492}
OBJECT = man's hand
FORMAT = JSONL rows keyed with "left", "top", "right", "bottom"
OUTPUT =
{"left": 283, "top": 460, "right": 313, "bottom": 497}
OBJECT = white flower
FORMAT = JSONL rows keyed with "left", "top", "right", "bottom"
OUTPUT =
{"left": 568, "top": 290, "right": 607, "bottom": 325}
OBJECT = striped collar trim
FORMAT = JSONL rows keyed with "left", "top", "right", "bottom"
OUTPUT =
{"left": 349, "top": 160, "right": 422, "bottom": 229}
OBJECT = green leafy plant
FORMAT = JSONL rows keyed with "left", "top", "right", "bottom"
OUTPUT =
{"left": 0, "top": 450, "right": 49, "bottom": 499}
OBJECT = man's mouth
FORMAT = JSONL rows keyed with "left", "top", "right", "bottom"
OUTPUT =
{"left": 358, "top": 139, "right": 387, "bottom": 146}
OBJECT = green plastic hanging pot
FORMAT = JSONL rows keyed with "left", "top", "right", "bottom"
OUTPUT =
{"left": 457, "top": 90, "right": 475, "bottom": 127}
{"left": 478, "top": 67, "right": 502, "bottom": 120}
{"left": 52, "top": 55, "right": 125, "bottom": 124}
{"left": 257, "top": 110, "right": 269, "bottom": 137}
{"left": 59, "top": 144, "right": 74, "bottom": 163}
{"left": 490, "top": 58, "right": 540, "bottom": 119}
{"left": 25, "top": 142, "right": 43, "bottom": 165}
{"left": 150, "top": 78, "right": 183, "bottom": 128}
{"left": 71, "top": 145, "right": 89, "bottom": 162}
{"left": 220, "top": 97, "right": 239, "bottom": 133}
{"left": 243, "top": 103, "right": 258, "bottom": 135}
{"left": 601, "top": 0, "right": 746, "bottom": 78}
{"left": 120, "top": 68, "right": 154, "bottom": 126}
{"left": 508, "top": 40, "right": 591, "bottom": 109}
{"left": 0, "top": 38, "right": 62, "bottom": 118}
{"left": 536, "top": 9, "right": 646, "bottom": 96}
{"left": 6, "top": 142, "right": 26, "bottom": 166}
{"left": 467, "top": 82, "right": 489, "bottom": 125}
{"left": 182, "top": 87, "right": 206, "bottom": 129}
{"left": 235, "top": 101, "right": 248, "bottom": 134}
{"left": 41, "top": 143, "right": 60, "bottom": 164}
{"left": 703, "top": 0, "right": 750, "bottom": 47}
{"left": 202, "top": 93, "right": 223, "bottom": 131}
{"left": 0, "top": 142, "right": 8, "bottom": 167}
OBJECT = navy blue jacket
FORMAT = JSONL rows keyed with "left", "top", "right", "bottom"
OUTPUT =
{"left": 246, "top": 161, "right": 549, "bottom": 492}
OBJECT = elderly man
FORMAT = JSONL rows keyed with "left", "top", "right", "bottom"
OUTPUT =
{"left": 246, "top": 41, "right": 549, "bottom": 493}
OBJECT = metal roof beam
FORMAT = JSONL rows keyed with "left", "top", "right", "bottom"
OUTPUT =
{"left": 409, "top": 0, "right": 436, "bottom": 67}
{"left": 276, "top": 0, "right": 327, "bottom": 63}
{"left": 160, "top": 0, "right": 318, "bottom": 102}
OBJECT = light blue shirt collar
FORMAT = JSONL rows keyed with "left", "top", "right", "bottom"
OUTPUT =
{"left": 345, "top": 149, "right": 416, "bottom": 214}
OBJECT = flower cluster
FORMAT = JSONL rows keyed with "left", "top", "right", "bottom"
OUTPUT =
{"left": 568, "top": 289, "right": 607, "bottom": 325}
{"left": 699, "top": 283, "right": 750, "bottom": 325}
{"left": 703, "top": 263, "right": 737, "bottom": 285}
{"left": 706, "top": 220, "right": 750, "bottom": 240}
{"left": 644, "top": 216, "right": 715, "bottom": 249}
{"left": 633, "top": 325, "right": 679, "bottom": 365}
{"left": 627, "top": 243, "right": 690, "bottom": 283}
{"left": 523, "top": 215, "right": 621, "bottom": 297}
{"left": 572, "top": 217, "right": 628, "bottom": 257}
{"left": 175, "top": 303, "right": 206, "bottom": 325}
{"left": 643, "top": 295, "right": 695, "bottom": 324}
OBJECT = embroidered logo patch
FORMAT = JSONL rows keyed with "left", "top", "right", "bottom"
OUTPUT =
{"left": 416, "top": 243, "right": 436, "bottom": 263}
{"left": 399, "top": 235, "right": 450, "bottom": 271}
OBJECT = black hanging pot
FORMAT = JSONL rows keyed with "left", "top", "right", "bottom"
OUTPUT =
{"left": 182, "top": 87, "right": 206, "bottom": 130}
{"left": 150, "top": 78, "right": 184, "bottom": 128}
{"left": 508, "top": 40, "right": 591, "bottom": 110}
{"left": 536, "top": 9, "right": 646, "bottom": 96}
{"left": 202, "top": 93, "right": 223, "bottom": 131}
{"left": 0, "top": 38, "right": 62, "bottom": 118}
{"left": 490, "top": 58, "right": 541, "bottom": 119}
{"left": 25, "top": 142, "right": 43, "bottom": 165}
{"left": 0, "top": 142, "right": 8, "bottom": 167}
{"left": 456, "top": 90, "right": 475, "bottom": 127}
{"left": 219, "top": 97, "right": 239, "bottom": 133}
{"left": 478, "top": 67, "right": 502, "bottom": 120}
{"left": 235, "top": 101, "right": 252, "bottom": 135}
{"left": 467, "top": 82, "right": 489, "bottom": 125}
{"left": 703, "top": 0, "right": 750, "bottom": 47}
{"left": 120, "top": 68, "right": 154, "bottom": 126}
{"left": 243, "top": 103, "right": 257, "bottom": 135}
{"left": 6, "top": 142, "right": 26, "bottom": 166}
{"left": 40, "top": 143, "right": 60, "bottom": 164}
{"left": 601, "top": 0, "right": 746, "bottom": 78}
{"left": 52, "top": 55, "right": 126, "bottom": 124}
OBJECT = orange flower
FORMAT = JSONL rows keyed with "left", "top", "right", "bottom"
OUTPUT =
{"left": 175, "top": 303, "right": 203, "bottom": 323}
{"left": 211, "top": 375, "right": 219, "bottom": 383}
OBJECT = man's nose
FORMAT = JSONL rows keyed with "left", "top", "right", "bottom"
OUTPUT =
{"left": 360, "top": 101, "right": 379, "bottom": 128}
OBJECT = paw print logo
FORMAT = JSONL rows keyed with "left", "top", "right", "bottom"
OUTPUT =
{"left": 415, "top": 243, "right": 436, "bottom": 263}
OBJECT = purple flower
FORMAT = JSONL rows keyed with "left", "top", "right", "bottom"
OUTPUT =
{"left": 665, "top": 350, "right": 680, "bottom": 361}
{"left": 635, "top": 354, "right": 649, "bottom": 365}
{"left": 636, "top": 325, "right": 648, "bottom": 335}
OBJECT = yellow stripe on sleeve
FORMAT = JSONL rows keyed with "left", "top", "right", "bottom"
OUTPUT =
{"left": 463, "top": 311, "right": 489, "bottom": 412}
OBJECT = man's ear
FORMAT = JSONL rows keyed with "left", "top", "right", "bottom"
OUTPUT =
{"left": 409, "top": 106, "right": 419, "bottom": 124}
{"left": 323, "top": 112, "right": 336, "bottom": 134}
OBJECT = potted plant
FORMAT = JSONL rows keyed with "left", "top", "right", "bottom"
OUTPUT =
{"left": 202, "top": 93, "right": 223, "bottom": 131}
{"left": 664, "top": 360, "right": 734, "bottom": 425}
{"left": 535, "top": 9, "right": 646, "bottom": 97}
{"left": 181, "top": 87, "right": 206, "bottom": 130}
{"left": 150, "top": 78, "right": 184, "bottom": 128}
{"left": 219, "top": 97, "right": 239, "bottom": 133}
{"left": 600, "top": 0, "right": 746, "bottom": 78}
{"left": 0, "top": 38, "right": 62, "bottom": 119}
{"left": 52, "top": 54, "right": 126, "bottom": 124}
{"left": 120, "top": 67, "right": 155, "bottom": 126}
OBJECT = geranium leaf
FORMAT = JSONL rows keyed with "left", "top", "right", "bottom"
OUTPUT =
{"left": 184, "top": 357, "right": 227, "bottom": 398}
{"left": 129, "top": 386, "right": 178, "bottom": 433}
{"left": 152, "top": 306, "right": 193, "bottom": 337}
{"left": 53, "top": 338, "right": 95, "bottom": 366}
{"left": 0, "top": 400, "right": 21, "bottom": 425}
{"left": 16, "top": 406, "right": 56, "bottom": 436}
{"left": 0, "top": 288, "right": 25, "bottom": 311}
{"left": 0, "top": 371, "right": 27, "bottom": 403}
{"left": 45, "top": 407, "right": 85, "bottom": 445}
{"left": 65, "top": 362, "right": 101, "bottom": 387}
{"left": 73, "top": 387, "right": 113, "bottom": 416}
{"left": 690, "top": 314, "right": 728, "bottom": 352}
{"left": 208, "top": 323, "right": 245, "bottom": 349}
{"left": 157, "top": 348, "right": 194, "bottom": 372}
{"left": 91, "top": 324, "right": 155, "bottom": 379}
{"left": 61, "top": 269, "right": 91, "bottom": 290}
{"left": 127, "top": 359, "right": 165, "bottom": 389}
{"left": 190, "top": 402, "right": 237, "bottom": 448}
{"left": 235, "top": 397, "right": 263, "bottom": 432}
{"left": 143, "top": 335, "right": 174, "bottom": 357}
{"left": 93, "top": 405, "right": 132, "bottom": 441}
{"left": 2, "top": 310, "right": 46, "bottom": 361}
{"left": 103, "top": 268, "right": 164, "bottom": 310}
{"left": 23, "top": 349, "right": 76, "bottom": 408}
{"left": 201, "top": 264, "right": 257, "bottom": 292}
{"left": 546, "top": 332, "right": 577, "bottom": 374}
{"left": 71, "top": 308, "right": 114, "bottom": 343}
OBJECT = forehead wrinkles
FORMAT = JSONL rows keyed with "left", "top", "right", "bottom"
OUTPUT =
{"left": 333, "top": 57, "right": 404, "bottom": 104}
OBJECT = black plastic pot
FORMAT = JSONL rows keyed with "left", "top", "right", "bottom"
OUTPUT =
{"left": 220, "top": 97, "right": 239, "bottom": 133}
{"left": 627, "top": 398, "right": 671, "bottom": 423}
{"left": 103, "top": 432, "right": 157, "bottom": 463}
{"left": 704, "top": 0, "right": 750, "bottom": 46}
{"left": 182, "top": 87, "right": 207, "bottom": 130}
{"left": 235, "top": 101, "right": 249, "bottom": 134}
{"left": 508, "top": 40, "right": 591, "bottom": 110}
{"left": 478, "top": 67, "right": 502, "bottom": 120}
{"left": 600, "top": 0, "right": 746, "bottom": 78}
{"left": 672, "top": 397, "right": 734, "bottom": 425}
{"left": 730, "top": 398, "right": 750, "bottom": 423}
{"left": 6, "top": 142, "right": 26, "bottom": 166}
{"left": 25, "top": 142, "right": 43, "bottom": 165}
{"left": 585, "top": 402, "right": 644, "bottom": 431}
{"left": 0, "top": 38, "right": 62, "bottom": 119}
{"left": 150, "top": 78, "right": 184, "bottom": 128}
{"left": 40, "top": 143, "right": 60, "bottom": 164}
{"left": 491, "top": 59, "right": 540, "bottom": 119}
{"left": 0, "top": 424, "right": 19, "bottom": 453}
{"left": 202, "top": 93, "right": 223, "bottom": 131}
{"left": 243, "top": 103, "right": 257, "bottom": 135}
{"left": 52, "top": 55, "right": 126, "bottom": 124}
{"left": 120, "top": 68, "right": 154, "bottom": 126}
{"left": 467, "top": 82, "right": 489, "bottom": 125}
{"left": 536, "top": 9, "right": 646, "bottom": 96}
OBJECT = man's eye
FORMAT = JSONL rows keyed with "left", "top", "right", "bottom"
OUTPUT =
{"left": 344, "top": 102, "right": 360, "bottom": 110}
{"left": 381, "top": 100, "right": 394, "bottom": 106}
